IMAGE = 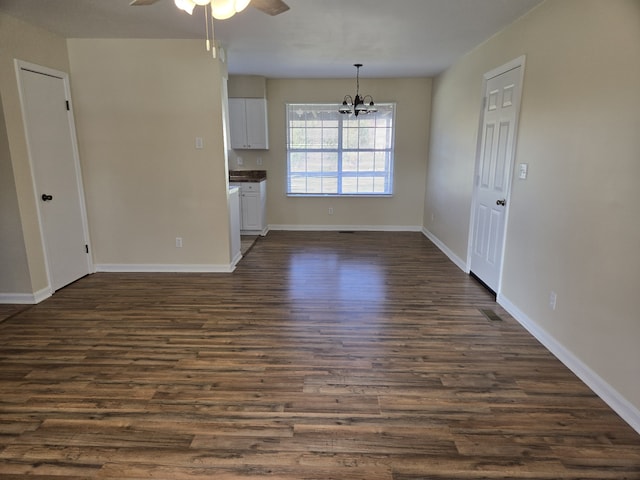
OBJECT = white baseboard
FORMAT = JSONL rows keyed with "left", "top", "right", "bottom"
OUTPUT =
{"left": 421, "top": 227, "right": 468, "bottom": 272}
{"left": 499, "top": 293, "right": 640, "bottom": 435}
{"left": 268, "top": 224, "right": 423, "bottom": 232}
{"left": 241, "top": 226, "right": 269, "bottom": 236}
{"left": 95, "top": 263, "right": 235, "bottom": 273}
{"left": 0, "top": 286, "right": 51, "bottom": 305}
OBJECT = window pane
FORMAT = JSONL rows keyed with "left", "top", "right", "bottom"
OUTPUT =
{"left": 342, "top": 176, "right": 358, "bottom": 194}
{"left": 307, "top": 176, "right": 323, "bottom": 194}
{"left": 322, "top": 176, "right": 338, "bottom": 193}
{"left": 307, "top": 153, "right": 323, "bottom": 172}
{"left": 374, "top": 152, "right": 388, "bottom": 172}
{"left": 358, "top": 128, "right": 375, "bottom": 149}
{"left": 323, "top": 128, "right": 339, "bottom": 148}
{"left": 290, "top": 128, "right": 306, "bottom": 148}
{"left": 289, "top": 175, "right": 307, "bottom": 193}
{"left": 357, "top": 176, "right": 375, "bottom": 192}
{"left": 343, "top": 126, "right": 359, "bottom": 149}
{"left": 290, "top": 152, "right": 306, "bottom": 172}
{"left": 374, "top": 177, "right": 387, "bottom": 192}
{"left": 323, "top": 152, "right": 338, "bottom": 172}
{"left": 343, "top": 151, "right": 358, "bottom": 172}
{"left": 359, "top": 152, "right": 375, "bottom": 171}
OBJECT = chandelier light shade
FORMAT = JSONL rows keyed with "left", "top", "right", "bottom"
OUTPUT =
{"left": 339, "top": 64, "right": 377, "bottom": 117}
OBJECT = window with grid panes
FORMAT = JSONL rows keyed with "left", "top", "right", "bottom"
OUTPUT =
{"left": 286, "top": 103, "right": 396, "bottom": 196}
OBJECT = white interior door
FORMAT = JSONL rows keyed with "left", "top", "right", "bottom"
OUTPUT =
{"left": 17, "top": 62, "right": 91, "bottom": 292}
{"left": 469, "top": 61, "right": 523, "bottom": 293}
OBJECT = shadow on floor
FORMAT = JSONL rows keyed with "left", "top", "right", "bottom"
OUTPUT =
{"left": 240, "top": 235, "right": 258, "bottom": 256}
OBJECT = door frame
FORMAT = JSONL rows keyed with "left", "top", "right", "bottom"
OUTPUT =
{"left": 466, "top": 55, "right": 526, "bottom": 294}
{"left": 14, "top": 59, "right": 93, "bottom": 296}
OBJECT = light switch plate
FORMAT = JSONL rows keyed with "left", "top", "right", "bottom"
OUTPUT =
{"left": 519, "top": 163, "right": 528, "bottom": 180}
{"left": 195, "top": 137, "right": 203, "bottom": 149}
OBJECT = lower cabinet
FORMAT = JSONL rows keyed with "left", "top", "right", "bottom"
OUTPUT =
{"left": 230, "top": 181, "right": 267, "bottom": 235}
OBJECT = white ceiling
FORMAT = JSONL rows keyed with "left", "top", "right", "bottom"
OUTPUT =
{"left": 0, "top": 0, "right": 542, "bottom": 78}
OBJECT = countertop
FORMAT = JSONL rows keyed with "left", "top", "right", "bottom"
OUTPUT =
{"left": 229, "top": 170, "right": 267, "bottom": 182}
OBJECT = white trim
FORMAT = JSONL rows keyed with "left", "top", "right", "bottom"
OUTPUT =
{"left": 241, "top": 226, "right": 269, "bottom": 236}
{"left": 95, "top": 264, "right": 236, "bottom": 273}
{"left": 484, "top": 55, "right": 526, "bottom": 81}
{"left": 467, "top": 55, "right": 526, "bottom": 294}
{"left": 268, "top": 224, "right": 422, "bottom": 232}
{"left": 422, "top": 228, "right": 468, "bottom": 272}
{"left": 230, "top": 251, "right": 243, "bottom": 270}
{"left": 498, "top": 293, "right": 640, "bottom": 435}
{"left": 0, "top": 287, "right": 52, "bottom": 305}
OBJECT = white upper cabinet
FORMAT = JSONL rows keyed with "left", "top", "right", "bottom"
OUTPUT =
{"left": 229, "top": 98, "right": 269, "bottom": 150}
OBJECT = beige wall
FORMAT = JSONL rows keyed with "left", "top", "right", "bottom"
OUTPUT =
{"left": 0, "top": 13, "right": 72, "bottom": 296}
{"left": 67, "top": 39, "right": 232, "bottom": 268}
{"left": 425, "top": 0, "right": 640, "bottom": 416}
{"left": 0, "top": 94, "right": 30, "bottom": 293}
{"left": 230, "top": 77, "right": 431, "bottom": 229}
{"left": 228, "top": 75, "right": 266, "bottom": 98}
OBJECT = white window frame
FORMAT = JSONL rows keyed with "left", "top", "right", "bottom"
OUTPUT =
{"left": 286, "top": 103, "right": 396, "bottom": 196}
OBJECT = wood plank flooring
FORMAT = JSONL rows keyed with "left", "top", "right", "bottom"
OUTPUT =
{"left": 1, "top": 231, "right": 638, "bottom": 479}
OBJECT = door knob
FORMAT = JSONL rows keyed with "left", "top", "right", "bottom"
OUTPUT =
{"left": 41, "top": 194, "right": 53, "bottom": 201}
{"left": 496, "top": 199, "right": 506, "bottom": 206}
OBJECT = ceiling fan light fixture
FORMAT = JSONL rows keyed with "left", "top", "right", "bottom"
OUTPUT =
{"left": 168, "top": 0, "right": 290, "bottom": 55}
{"left": 174, "top": 0, "right": 196, "bottom": 14}
{"left": 235, "top": 0, "right": 251, "bottom": 13}
{"left": 211, "top": 0, "right": 236, "bottom": 19}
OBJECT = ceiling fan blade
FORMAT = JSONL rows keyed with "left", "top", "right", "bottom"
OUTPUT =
{"left": 129, "top": 0, "right": 162, "bottom": 5}
{"left": 251, "top": 0, "right": 290, "bottom": 16}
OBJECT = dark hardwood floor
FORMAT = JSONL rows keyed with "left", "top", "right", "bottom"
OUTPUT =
{"left": 1, "top": 231, "right": 638, "bottom": 479}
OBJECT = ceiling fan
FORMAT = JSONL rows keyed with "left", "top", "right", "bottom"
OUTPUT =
{"left": 129, "top": 0, "right": 290, "bottom": 18}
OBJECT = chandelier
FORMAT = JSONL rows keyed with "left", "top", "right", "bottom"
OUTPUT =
{"left": 338, "top": 64, "right": 377, "bottom": 117}
{"left": 174, "top": 0, "right": 251, "bottom": 57}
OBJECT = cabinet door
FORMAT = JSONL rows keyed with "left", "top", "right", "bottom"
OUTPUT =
{"left": 228, "top": 98, "right": 247, "bottom": 149}
{"left": 241, "top": 192, "right": 261, "bottom": 230}
{"left": 245, "top": 98, "right": 269, "bottom": 149}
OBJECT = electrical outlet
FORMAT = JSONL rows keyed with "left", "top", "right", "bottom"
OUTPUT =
{"left": 257, "top": 157, "right": 263, "bottom": 166}
{"left": 176, "top": 237, "right": 183, "bottom": 248}
{"left": 237, "top": 157, "right": 243, "bottom": 166}
{"left": 195, "top": 137, "right": 203, "bottom": 149}
{"left": 549, "top": 291, "right": 557, "bottom": 310}
{"left": 328, "top": 207, "right": 334, "bottom": 215}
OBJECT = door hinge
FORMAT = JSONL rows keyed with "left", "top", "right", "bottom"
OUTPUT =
{"left": 85, "top": 244, "right": 89, "bottom": 254}
{"left": 65, "top": 100, "right": 70, "bottom": 111}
